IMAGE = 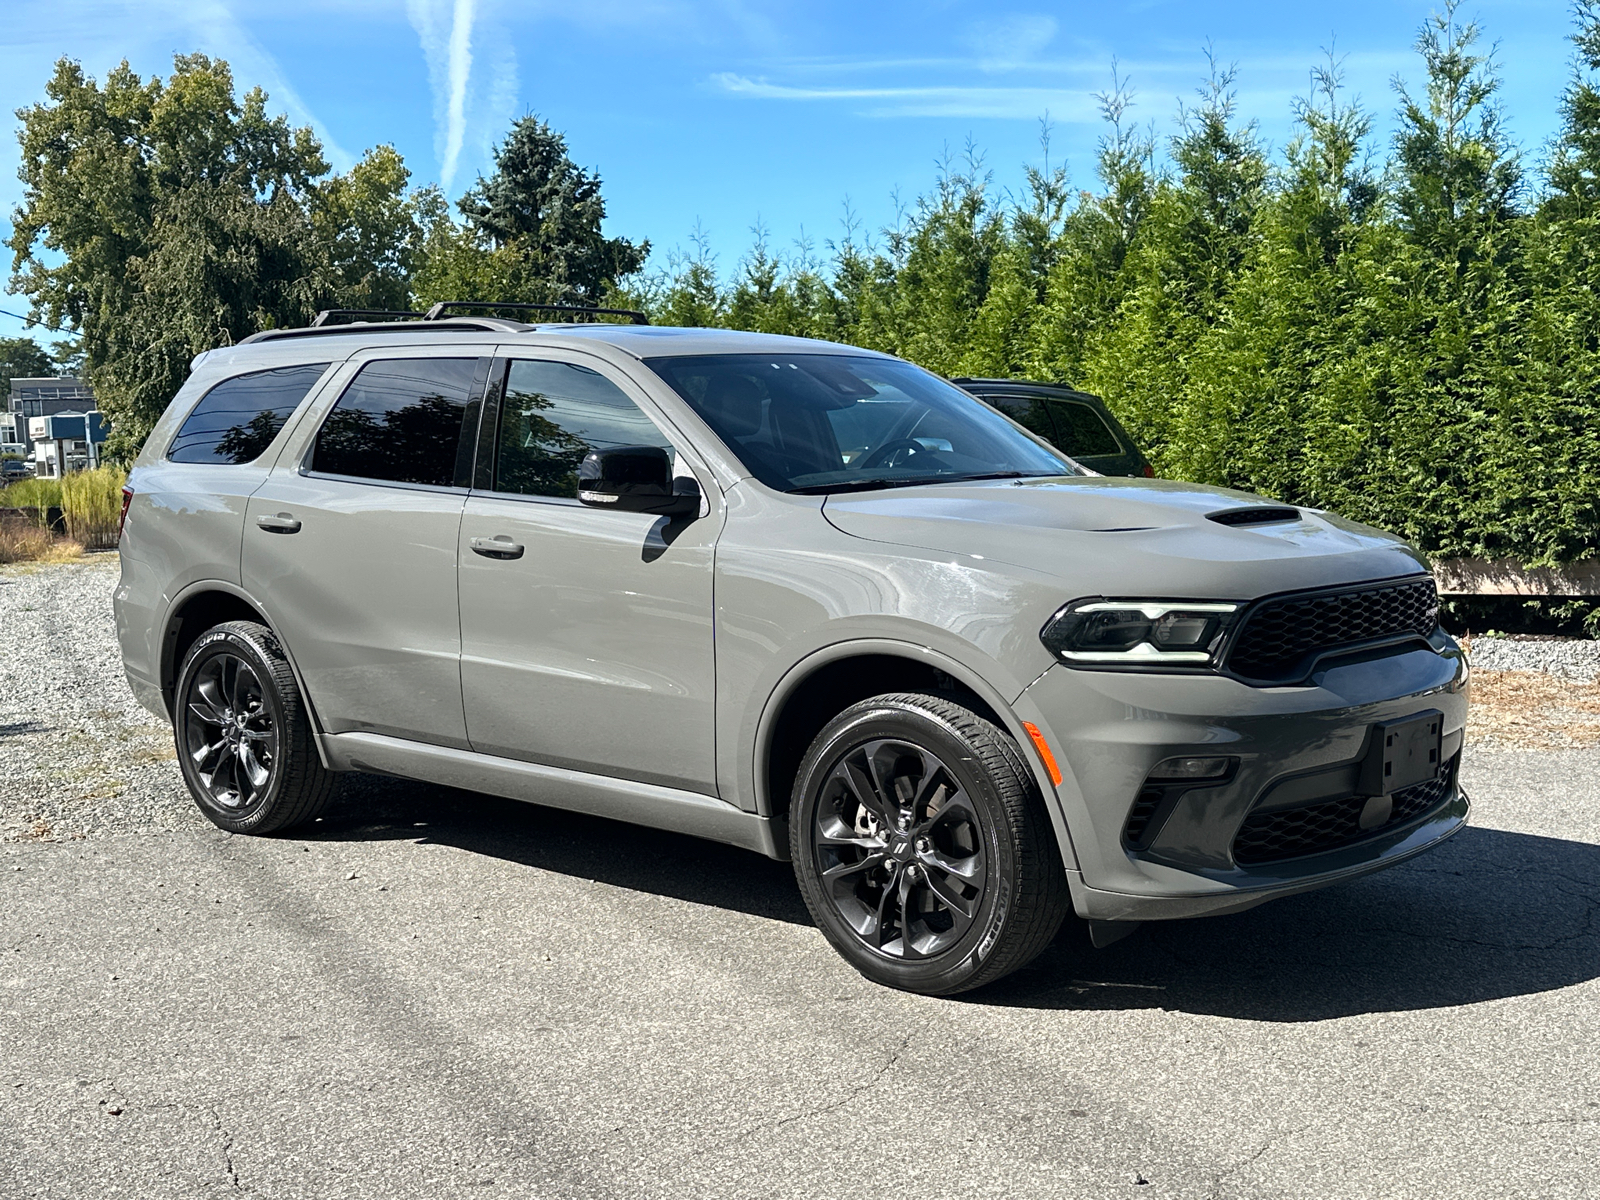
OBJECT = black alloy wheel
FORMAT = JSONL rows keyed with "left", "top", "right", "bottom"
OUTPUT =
{"left": 182, "top": 652, "right": 278, "bottom": 816}
{"left": 174, "top": 620, "right": 336, "bottom": 835}
{"left": 791, "top": 692, "right": 1070, "bottom": 995}
{"left": 813, "top": 738, "right": 987, "bottom": 959}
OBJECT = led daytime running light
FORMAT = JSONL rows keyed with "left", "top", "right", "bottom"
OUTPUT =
{"left": 1041, "top": 598, "right": 1242, "bottom": 670}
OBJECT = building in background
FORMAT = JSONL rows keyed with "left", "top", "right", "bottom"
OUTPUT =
{"left": 3, "top": 377, "right": 104, "bottom": 476}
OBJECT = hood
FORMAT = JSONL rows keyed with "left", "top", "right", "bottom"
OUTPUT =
{"left": 821, "top": 476, "right": 1430, "bottom": 600}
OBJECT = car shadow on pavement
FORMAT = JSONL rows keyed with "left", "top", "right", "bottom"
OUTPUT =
{"left": 307, "top": 775, "right": 1598, "bottom": 1020}
{"left": 979, "top": 825, "right": 1600, "bottom": 1020}
{"left": 303, "top": 772, "right": 813, "bottom": 926}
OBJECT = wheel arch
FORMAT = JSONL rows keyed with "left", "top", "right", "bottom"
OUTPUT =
{"left": 753, "top": 639, "right": 1078, "bottom": 870}
{"left": 159, "top": 581, "right": 330, "bottom": 765}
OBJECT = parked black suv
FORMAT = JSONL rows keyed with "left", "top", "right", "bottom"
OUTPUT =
{"left": 952, "top": 378, "right": 1152, "bottom": 478}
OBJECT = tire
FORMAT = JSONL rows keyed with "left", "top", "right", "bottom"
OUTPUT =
{"left": 173, "top": 620, "right": 336, "bottom": 835}
{"left": 789, "top": 692, "right": 1070, "bottom": 996}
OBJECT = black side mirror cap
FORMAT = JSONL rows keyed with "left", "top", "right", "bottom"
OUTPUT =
{"left": 578, "top": 446, "right": 700, "bottom": 517}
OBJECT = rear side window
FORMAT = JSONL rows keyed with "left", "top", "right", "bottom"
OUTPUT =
{"left": 992, "top": 396, "right": 1058, "bottom": 444}
{"left": 494, "top": 359, "right": 673, "bottom": 499}
{"left": 1049, "top": 400, "right": 1121, "bottom": 458}
{"left": 168, "top": 363, "right": 330, "bottom": 464}
{"left": 312, "top": 358, "right": 481, "bottom": 487}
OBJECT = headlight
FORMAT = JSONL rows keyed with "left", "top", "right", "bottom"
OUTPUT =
{"left": 1040, "top": 599, "right": 1241, "bottom": 669}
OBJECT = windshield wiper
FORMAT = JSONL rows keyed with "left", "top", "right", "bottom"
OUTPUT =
{"left": 791, "top": 477, "right": 943, "bottom": 495}
{"left": 943, "top": 471, "right": 1057, "bottom": 483}
{"left": 791, "top": 471, "right": 1056, "bottom": 496}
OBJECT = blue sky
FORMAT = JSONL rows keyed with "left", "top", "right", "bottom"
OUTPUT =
{"left": 0, "top": 0, "right": 1580, "bottom": 343}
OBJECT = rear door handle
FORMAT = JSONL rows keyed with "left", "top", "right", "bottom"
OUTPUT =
{"left": 470, "top": 535, "right": 524, "bottom": 560}
{"left": 255, "top": 513, "right": 302, "bottom": 534}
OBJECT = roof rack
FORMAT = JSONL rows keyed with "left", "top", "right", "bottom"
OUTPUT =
{"left": 311, "top": 309, "right": 426, "bottom": 327}
{"left": 422, "top": 301, "right": 650, "bottom": 325}
{"left": 238, "top": 317, "right": 529, "bottom": 346}
{"left": 236, "top": 299, "right": 649, "bottom": 347}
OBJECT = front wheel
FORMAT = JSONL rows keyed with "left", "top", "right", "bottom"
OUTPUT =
{"left": 789, "top": 692, "right": 1070, "bottom": 995}
{"left": 174, "top": 620, "right": 336, "bottom": 835}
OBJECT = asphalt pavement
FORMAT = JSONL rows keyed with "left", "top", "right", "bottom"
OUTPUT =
{"left": 4, "top": 746, "right": 1598, "bottom": 1199}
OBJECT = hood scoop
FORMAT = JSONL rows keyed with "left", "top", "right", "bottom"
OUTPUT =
{"left": 1206, "top": 506, "right": 1301, "bottom": 527}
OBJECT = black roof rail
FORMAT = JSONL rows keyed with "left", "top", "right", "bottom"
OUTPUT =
{"left": 238, "top": 317, "right": 529, "bottom": 346}
{"left": 422, "top": 301, "right": 649, "bottom": 325}
{"left": 311, "top": 308, "right": 426, "bottom": 327}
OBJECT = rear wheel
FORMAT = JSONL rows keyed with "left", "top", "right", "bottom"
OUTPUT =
{"left": 174, "top": 620, "right": 335, "bottom": 834}
{"left": 789, "top": 692, "right": 1069, "bottom": 995}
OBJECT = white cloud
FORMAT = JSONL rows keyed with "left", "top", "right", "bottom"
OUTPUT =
{"left": 408, "top": 0, "right": 519, "bottom": 190}
{"left": 711, "top": 73, "right": 1098, "bottom": 121}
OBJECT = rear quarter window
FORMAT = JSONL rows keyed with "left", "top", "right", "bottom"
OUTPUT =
{"left": 1048, "top": 400, "right": 1122, "bottom": 458}
{"left": 167, "top": 363, "right": 332, "bottom": 464}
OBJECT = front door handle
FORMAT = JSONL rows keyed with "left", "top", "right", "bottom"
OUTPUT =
{"left": 255, "top": 512, "right": 302, "bottom": 534}
{"left": 470, "top": 535, "right": 525, "bottom": 560}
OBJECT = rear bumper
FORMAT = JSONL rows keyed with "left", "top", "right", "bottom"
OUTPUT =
{"left": 1017, "top": 644, "right": 1470, "bottom": 922}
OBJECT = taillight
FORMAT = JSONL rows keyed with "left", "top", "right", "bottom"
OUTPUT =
{"left": 119, "top": 485, "right": 133, "bottom": 541}
{"left": 1142, "top": 465, "right": 1155, "bottom": 478}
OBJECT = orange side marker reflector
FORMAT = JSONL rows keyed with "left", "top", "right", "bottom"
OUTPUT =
{"left": 1021, "top": 722, "right": 1062, "bottom": 787}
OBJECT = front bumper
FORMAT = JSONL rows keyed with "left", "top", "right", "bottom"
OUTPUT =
{"left": 1018, "top": 643, "right": 1470, "bottom": 922}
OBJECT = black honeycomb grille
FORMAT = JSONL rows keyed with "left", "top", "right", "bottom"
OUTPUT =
{"left": 1232, "top": 756, "right": 1457, "bottom": 866}
{"left": 1225, "top": 578, "right": 1440, "bottom": 682}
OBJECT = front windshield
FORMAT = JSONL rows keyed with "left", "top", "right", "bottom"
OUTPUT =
{"left": 642, "top": 353, "right": 1078, "bottom": 493}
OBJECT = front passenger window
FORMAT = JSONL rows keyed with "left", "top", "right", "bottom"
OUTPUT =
{"left": 494, "top": 359, "right": 674, "bottom": 499}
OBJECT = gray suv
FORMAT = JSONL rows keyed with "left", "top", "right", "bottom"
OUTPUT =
{"left": 114, "top": 311, "right": 1469, "bottom": 995}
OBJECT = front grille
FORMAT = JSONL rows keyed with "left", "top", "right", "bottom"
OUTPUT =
{"left": 1225, "top": 577, "right": 1439, "bottom": 682}
{"left": 1232, "top": 756, "right": 1457, "bottom": 866}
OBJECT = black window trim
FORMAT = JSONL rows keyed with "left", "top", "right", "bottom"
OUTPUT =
{"left": 297, "top": 354, "right": 493, "bottom": 493}
{"left": 165, "top": 360, "right": 336, "bottom": 466}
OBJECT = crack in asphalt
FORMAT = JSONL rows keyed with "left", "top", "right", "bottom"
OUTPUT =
{"left": 210, "top": 1106, "right": 242, "bottom": 1192}
{"left": 652, "top": 1031, "right": 915, "bottom": 1168}
{"left": 1204, "top": 1121, "right": 1314, "bottom": 1198}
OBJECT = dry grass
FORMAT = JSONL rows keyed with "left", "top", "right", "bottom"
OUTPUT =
{"left": 0, "top": 519, "right": 83, "bottom": 565}
{"left": 60, "top": 466, "right": 126, "bottom": 549}
{"left": 1467, "top": 669, "right": 1600, "bottom": 749}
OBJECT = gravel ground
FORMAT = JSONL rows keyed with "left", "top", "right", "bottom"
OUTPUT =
{"left": 0, "top": 554, "right": 192, "bottom": 841}
{"left": 1468, "top": 635, "right": 1600, "bottom": 681}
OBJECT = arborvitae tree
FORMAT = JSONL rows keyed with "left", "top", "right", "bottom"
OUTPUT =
{"left": 656, "top": 224, "right": 726, "bottom": 328}
{"left": 961, "top": 121, "right": 1071, "bottom": 378}
{"left": 1088, "top": 57, "right": 1268, "bottom": 475}
{"left": 1034, "top": 71, "right": 1157, "bottom": 385}
{"left": 879, "top": 146, "right": 1005, "bottom": 374}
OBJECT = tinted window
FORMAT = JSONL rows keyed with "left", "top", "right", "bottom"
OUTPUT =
{"left": 645, "top": 354, "right": 1073, "bottom": 493}
{"left": 1049, "top": 400, "right": 1121, "bottom": 458}
{"left": 991, "top": 396, "right": 1058, "bottom": 443}
{"left": 494, "top": 359, "right": 673, "bottom": 499}
{"left": 312, "top": 358, "right": 480, "bottom": 486}
{"left": 168, "top": 363, "right": 330, "bottom": 464}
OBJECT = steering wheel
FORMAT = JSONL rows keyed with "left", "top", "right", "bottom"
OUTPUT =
{"left": 853, "top": 438, "right": 934, "bottom": 471}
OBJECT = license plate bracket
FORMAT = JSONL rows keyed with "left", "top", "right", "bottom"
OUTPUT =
{"left": 1359, "top": 709, "right": 1443, "bottom": 796}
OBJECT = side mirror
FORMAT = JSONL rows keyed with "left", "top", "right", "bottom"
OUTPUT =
{"left": 577, "top": 446, "right": 700, "bottom": 518}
